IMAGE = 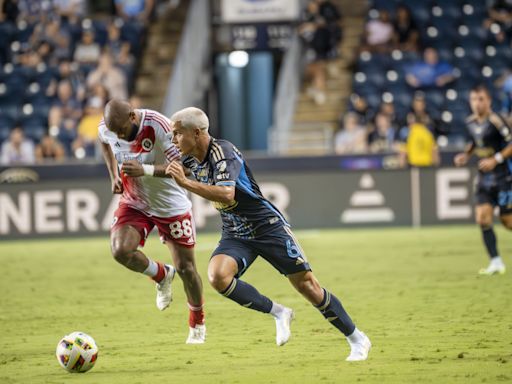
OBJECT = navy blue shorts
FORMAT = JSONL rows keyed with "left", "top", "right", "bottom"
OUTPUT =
{"left": 212, "top": 225, "right": 311, "bottom": 277}
{"left": 475, "top": 178, "right": 512, "bottom": 215}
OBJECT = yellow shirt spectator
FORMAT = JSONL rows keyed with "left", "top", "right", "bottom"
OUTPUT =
{"left": 402, "top": 123, "right": 439, "bottom": 167}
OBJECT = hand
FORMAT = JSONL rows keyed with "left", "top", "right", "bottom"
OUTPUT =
{"left": 454, "top": 153, "right": 469, "bottom": 167}
{"left": 112, "top": 175, "right": 123, "bottom": 194}
{"left": 165, "top": 161, "right": 187, "bottom": 186}
{"left": 478, "top": 157, "right": 498, "bottom": 172}
{"left": 121, "top": 160, "right": 144, "bottom": 177}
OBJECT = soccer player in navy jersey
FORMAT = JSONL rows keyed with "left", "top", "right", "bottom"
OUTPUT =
{"left": 165, "top": 107, "right": 371, "bottom": 361}
{"left": 454, "top": 85, "right": 512, "bottom": 275}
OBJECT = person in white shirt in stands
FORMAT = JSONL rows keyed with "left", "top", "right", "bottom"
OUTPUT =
{"left": 0, "top": 127, "right": 35, "bottom": 165}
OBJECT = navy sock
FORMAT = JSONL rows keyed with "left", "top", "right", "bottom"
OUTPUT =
{"left": 220, "top": 278, "right": 272, "bottom": 314}
{"left": 481, "top": 226, "right": 499, "bottom": 259}
{"left": 316, "top": 288, "right": 355, "bottom": 336}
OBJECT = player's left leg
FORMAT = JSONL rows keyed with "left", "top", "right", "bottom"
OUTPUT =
{"left": 156, "top": 211, "right": 206, "bottom": 343}
{"left": 257, "top": 225, "right": 370, "bottom": 360}
{"left": 287, "top": 271, "right": 371, "bottom": 361}
{"left": 166, "top": 241, "right": 206, "bottom": 344}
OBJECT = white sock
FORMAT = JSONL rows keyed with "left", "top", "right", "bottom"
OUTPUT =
{"left": 491, "top": 256, "right": 504, "bottom": 266}
{"left": 347, "top": 328, "right": 364, "bottom": 343}
{"left": 270, "top": 302, "right": 285, "bottom": 318}
{"left": 142, "top": 259, "right": 158, "bottom": 277}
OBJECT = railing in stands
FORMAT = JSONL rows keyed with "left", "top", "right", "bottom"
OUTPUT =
{"left": 270, "top": 33, "right": 304, "bottom": 154}
{"left": 162, "top": 0, "right": 211, "bottom": 116}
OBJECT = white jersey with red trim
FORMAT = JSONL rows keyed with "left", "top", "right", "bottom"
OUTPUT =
{"left": 98, "top": 109, "right": 192, "bottom": 217}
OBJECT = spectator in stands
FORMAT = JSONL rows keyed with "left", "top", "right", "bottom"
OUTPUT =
{"left": 53, "top": 0, "right": 86, "bottom": 24}
{"left": 115, "top": 0, "right": 154, "bottom": 23}
{"left": 392, "top": 5, "right": 419, "bottom": 52}
{"left": 18, "top": 0, "right": 53, "bottom": 23}
{"left": 334, "top": 112, "right": 368, "bottom": 154}
{"left": 299, "top": 1, "right": 334, "bottom": 105}
{"left": 346, "top": 93, "right": 373, "bottom": 126}
{"left": 316, "top": 0, "right": 343, "bottom": 52}
{"left": 363, "top": 9, "right": 394, "bottom": 53}
{"left": 406, "top": 92, "right": 437, "bottom": 134}
{"left": 48, "top": 79, "right": 83, "bottom": 148}
{"left": 86, "top": 52, "right": 128, "bottom": 100}
{"left": 367, "top": 112, "right": 398, "bottom": 153}
{"left": 1, "top": 0, "right": 19, "bottom": 23}
{"left": 72, "top": 84, "right": 108, "bottom": 157}
{"left": 73, "top": 28, "right": 101, "bottom": 66}
{"left": 405, "top": 47, "right": 456, "bottom": 89}
{"left": 485, "top": 0, "right": 512, "bottom": 40}
{"left": 31, "top": 18, "right": 72, "bottom": 64}
{"left": 0, "top": 127, "right": 35, "bottom": 164}
{"left": 398, "top": 122, "right": 439, "bottom": 168}
{"left": 47, "top": 59, "right": 86, "bottom": 102}
{"left": 495, "top": 70, "right": 512, "bottom": 118}
{"left": 106, "top": 19, "right": 134, "bottom": 72}
{"left": 378, "top": 100, "right": 400, "bottom": 128}
{"left": 35, "top": 134, "right": 66, "bottom": 162}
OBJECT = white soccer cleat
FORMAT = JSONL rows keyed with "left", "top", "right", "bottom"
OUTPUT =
{"left": 478, "top": 259, "right": 506, "bottom": 276}
{"left": 274, "top": 307, "right": 294, "bottom": 346}
{"left": 346, "top": 332, "right": 371, "bottom": 362}
{"left": 156, "top": 264, "right": 175, "bottom": 311}
{"left": 186, "top": 324, "right": 206, "bottom": 344}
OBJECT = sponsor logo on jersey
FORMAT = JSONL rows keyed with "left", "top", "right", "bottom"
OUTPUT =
{"left": 216, "top": 172, "right": 230, "bottom": 180}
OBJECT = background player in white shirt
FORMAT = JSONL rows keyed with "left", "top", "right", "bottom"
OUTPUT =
{"left": 99, "top": 99, "right": 205, "bottom": 344}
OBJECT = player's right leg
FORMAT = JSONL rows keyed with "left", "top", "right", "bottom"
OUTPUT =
{"left": 208, "top": 245, "right": 292, "bottom": 346}
{"left": 475, "top": 203, "right": 505, "bottom": 275}
{"left": 110, "top": 206, "right": 176, "bottom": 310}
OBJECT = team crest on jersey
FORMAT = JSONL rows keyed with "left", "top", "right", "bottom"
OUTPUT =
{"left": 216, "top": 161, "right": 227, "bottom": 172}
{"left": 141, "top": 138, "right": 154, "bottom": 151}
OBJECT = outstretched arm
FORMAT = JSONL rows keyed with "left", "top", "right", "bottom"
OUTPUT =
{"left": 165, "top": 161, "right": 235, "bottom": 204}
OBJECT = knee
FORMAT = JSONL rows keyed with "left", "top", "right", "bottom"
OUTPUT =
{"left": 207, "top": 267, "right": 233, "bottom": 292}
{"left": 175, "top": 261, "right": 197, "bottom": 280}
{"left": 295, "top": 274, "right": 322, "bottom": 297}
{"left": 477, "top": 217, "right": 493, "bottom": 227}
{"left": 501, "top": 218, "right": 512, "bottom": 230}
{"left": 111, "top": 243, "right": 133, "bottom": 265}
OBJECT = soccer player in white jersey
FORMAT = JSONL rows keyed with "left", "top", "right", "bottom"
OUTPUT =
{"left": 98, "top": 99, "right": 205, "bottom": 344}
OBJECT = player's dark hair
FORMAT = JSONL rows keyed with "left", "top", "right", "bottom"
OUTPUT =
{"left": 470, "top": 84, "right": 491, "bottom": 98}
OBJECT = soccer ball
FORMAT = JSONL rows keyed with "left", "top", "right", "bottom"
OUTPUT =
{"left": 56, "top": 331, "right": 99, "bottom": 373}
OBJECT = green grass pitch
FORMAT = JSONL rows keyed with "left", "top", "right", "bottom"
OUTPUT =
{"left": 1, "top": 226, "right": 511, "bottom": 383}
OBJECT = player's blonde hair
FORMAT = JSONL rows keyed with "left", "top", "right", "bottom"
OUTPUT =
{"left": 170, "top": 107, "right": 209, "bottom": 131}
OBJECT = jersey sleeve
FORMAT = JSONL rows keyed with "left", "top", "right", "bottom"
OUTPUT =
{"left": 491, "top": 114, "right": 512, "bottom": 143}
{"left": 151, "top": 111, "right": 181, "bottom": 162}
{"left": 97, "top": 119, "right": 108, "bottom": 144}
{"left": 211, "top": 141, "right": 242, "bottom": 187}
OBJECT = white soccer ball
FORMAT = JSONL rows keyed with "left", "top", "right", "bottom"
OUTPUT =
{"left": 56, "top": 331, "right": 99, "bottom": 373}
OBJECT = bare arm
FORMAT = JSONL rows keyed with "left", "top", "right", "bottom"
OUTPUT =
{"left": 166, "top": 161, "right": 235, "bottom": 204}
{"left": 101, "top": 141, "right": 123, "bottom": 193}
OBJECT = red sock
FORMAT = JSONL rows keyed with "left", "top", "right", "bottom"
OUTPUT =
{"left": 188, "top": 302, "right": 205, "bottom": 327}
{"left": 151, "top": 262, "right": 166, "bottom": 283}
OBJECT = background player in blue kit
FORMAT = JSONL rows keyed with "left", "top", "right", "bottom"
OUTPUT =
{"left": 454, "top": 85, "right": 512, "bottom": 275}
{"left": 165, "top": 107, "right": 371, "bottom": 361}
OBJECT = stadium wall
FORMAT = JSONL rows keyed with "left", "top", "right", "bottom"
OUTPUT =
{"left": 0, "top": 165, "right": 479, "bottom": 239}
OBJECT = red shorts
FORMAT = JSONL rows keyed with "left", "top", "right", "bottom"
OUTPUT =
{"left": 111, "top": 204, "right": 196, "bottom": 248}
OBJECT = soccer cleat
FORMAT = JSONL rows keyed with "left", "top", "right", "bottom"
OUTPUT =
{"left": 478, "top": 261, "right": 506, "bottom": 275}
{"left": 186, "top": 324, "right": 206, "bottom": 344}
{"left": 156, "top": 264, "right": 176, "bottom": 311}
{"left": 274, "top": 307, "right": 294, "bottom": 346}
{"left": 346, "top": 332, "right": 371, "bottom": 362}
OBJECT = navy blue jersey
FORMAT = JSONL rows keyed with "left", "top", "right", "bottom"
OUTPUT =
{"left": 183, "top": 138, "right": 288, "bottom": 239}
{"left": 465, "top": 112, "right": 512, "bottom": 185}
